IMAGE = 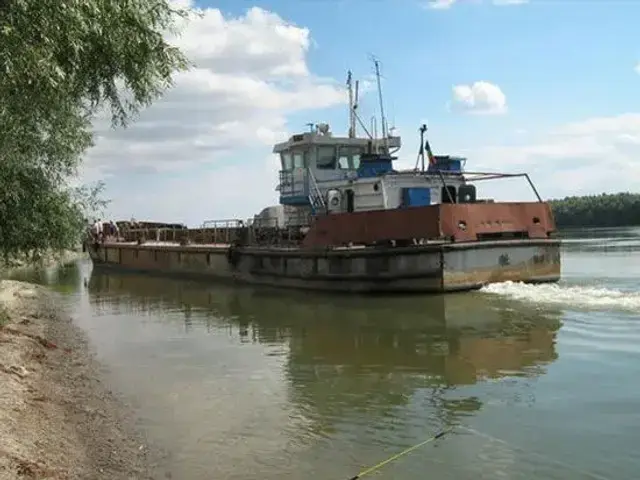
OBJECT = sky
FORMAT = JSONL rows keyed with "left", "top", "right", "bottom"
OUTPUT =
{"left": 83, "top": 0, "right": 640, "bottom": 226}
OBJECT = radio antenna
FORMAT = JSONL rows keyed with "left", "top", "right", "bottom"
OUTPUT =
{"left": 372, "top": 56, "right": 388, "bottom": 152}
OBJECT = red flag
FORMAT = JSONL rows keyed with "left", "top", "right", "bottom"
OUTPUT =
{"left": 425, "top": 140, "right": 436, "bottom": 165}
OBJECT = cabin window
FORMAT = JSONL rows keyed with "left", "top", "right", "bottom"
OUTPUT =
{"left": 293, "top": 151, "right": 305, "bottom": 169}
{"left": 338, "top": 146, "right": 363, "bottom": 170}
{"left": 281, "top": 152, "right": 293, "bottom": 171}
{"left": 316, "top": 146, "right": 336, "bottom": 169}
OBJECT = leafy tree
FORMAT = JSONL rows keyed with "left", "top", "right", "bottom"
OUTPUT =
{"left": 550, "top": 192, "right": 640, "bottom": 228}
{"left": 0, "top": 0, "right": 189, "bottom": 263}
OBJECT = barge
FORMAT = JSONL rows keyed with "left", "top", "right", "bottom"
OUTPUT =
{"left": 86, "top": 68, "right": 561, "bottom": 294}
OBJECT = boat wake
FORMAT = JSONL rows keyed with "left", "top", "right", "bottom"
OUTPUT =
{"left": 481, "top": 281, "right": 640, "bottom": 313}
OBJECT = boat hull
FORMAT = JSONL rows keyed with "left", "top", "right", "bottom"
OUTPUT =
{"left": 87, "top": 239, "right": 561, "bottom": 294}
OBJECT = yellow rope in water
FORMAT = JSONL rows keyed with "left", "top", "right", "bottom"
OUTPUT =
{"left": 347, "top": 427, "right": 453, "bottom": 480}
{"left": 346, "top": 424, "right": 612, "bottom": 480}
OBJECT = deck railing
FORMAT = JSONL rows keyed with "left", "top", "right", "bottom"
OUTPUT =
{"left": 115, "top": 219, "right": 306, "bottom": 248}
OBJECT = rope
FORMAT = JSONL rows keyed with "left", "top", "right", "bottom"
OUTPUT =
{"left": 346, "top": 427, "right": 452, "bottom": 480}
{"left": 345, "top": 424, "right": 611, "bottom": 480}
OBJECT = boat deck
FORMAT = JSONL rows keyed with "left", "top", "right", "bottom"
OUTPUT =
{"left": 100, "top": 240, "right": 451, "bottom": 251}
{"left": 107, "top": 241, "right": 232, "bottom": 248}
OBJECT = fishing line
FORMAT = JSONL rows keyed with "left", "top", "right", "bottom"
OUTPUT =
{"left": 345, "top": 424, "right": 612, "bottom": 480}
{"left": 345, "top": 427, "right": 453, "bottom": 480}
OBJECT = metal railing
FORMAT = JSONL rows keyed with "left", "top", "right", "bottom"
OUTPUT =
{"left": 201, "top": 219, "right": 244, "bottom": 229}
{"left": 112, "top": 216, "right": 309, "bottom": 248}
{"left": 306, "top": 168, "right": 326, "bottom": 213}
{"left": 278, "top": 170, "right": 295, "bottom": 196}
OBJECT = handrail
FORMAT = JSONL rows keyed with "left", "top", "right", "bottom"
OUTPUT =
{"left": 459, "top": 171, "right": 543, "bottom": 202}
{"left": 390, "top": 169, "right": 544, "bottom": 203}
{"left": 306, "top": 168, "right": 326, "bottom": 211}
{"left": 201, "top": 219, "right": 244, "bottom": 228}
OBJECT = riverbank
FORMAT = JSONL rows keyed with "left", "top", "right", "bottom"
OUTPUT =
{"left": 0, "top": 250, "right": 85, "bottom": 279}
{"left": 0, "top": 280, "right": 152, "bottom": 479}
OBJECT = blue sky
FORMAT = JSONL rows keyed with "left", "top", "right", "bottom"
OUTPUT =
{"left": 86, "top": 0, "right": 640, "bottom": 225}
{"left": 212, "top": 0, "right": 640, "bottom": 130}
{"left": 279, "top": 0, "right": 640, "bottom": 144}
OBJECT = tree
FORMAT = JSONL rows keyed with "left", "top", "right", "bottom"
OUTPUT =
{"left": 550, "top": 192, "right": 640, "bottom": 228}
{"left": 0, "top": 0, "right": 189, "bottom": 263}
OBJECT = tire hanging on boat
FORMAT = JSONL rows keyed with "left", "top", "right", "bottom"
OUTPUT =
{"left": 226, "top": 243, "right": 241, "bottom": 267}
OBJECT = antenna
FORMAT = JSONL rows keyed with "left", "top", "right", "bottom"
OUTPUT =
{"left": 371, "top": 116, "right": 377, "bottom": 146}
{"left": 347, "top": 71, "right": 355, "bottom": 138}
{"left": 305, "top": 122, "right": 315, "bottom": 133}
{"left": 414, "top": 124, "right": 427, "bottom": 172}
{"left": 372, "top": 57, "right": 388, "bottom": 152}
{"left": 345, "top": 69, "right": 371, "bottom": 140}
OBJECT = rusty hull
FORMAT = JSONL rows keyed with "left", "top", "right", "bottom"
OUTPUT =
{"left": 302, "top": 202, "right": 556, "bottom": 248}
{"left": 88, "top": 200, "right": 560, "bottom": 294}
{"left": 88, "top": 237, "right": 561, "bottom": 294}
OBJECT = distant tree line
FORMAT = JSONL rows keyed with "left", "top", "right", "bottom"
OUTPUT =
{"left": 549, "top": 192, "right": 640, "bottom": 228}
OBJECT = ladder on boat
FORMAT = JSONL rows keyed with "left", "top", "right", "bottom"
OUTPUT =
{"left": 306, "top": 169, "right": 326, "bottom": 215}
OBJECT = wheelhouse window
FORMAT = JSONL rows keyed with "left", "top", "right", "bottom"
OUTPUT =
{"left": 338, "top": 146, "right": 363, "bottom": 170}
{"left": 316, "top": 146, "right": 336, "bottom": 169}
{"left": 281, "top": 152, "right": 293, "bottom": 171}
{"left": 293, "top": 151, "right": 305, "bottom": 169}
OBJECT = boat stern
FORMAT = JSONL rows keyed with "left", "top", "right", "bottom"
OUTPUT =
{"left": 441, "top": 239, "right": 561, "bottom": 291}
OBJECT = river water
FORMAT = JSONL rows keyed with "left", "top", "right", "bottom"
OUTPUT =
{"left": 13, "top": 227, "right": 640, "bottom": 479}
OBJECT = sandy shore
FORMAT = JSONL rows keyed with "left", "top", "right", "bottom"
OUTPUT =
{"left": 0, "top": 280, "right": 152, "bottom": 479}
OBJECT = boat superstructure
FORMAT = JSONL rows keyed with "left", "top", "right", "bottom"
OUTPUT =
{"left": 85, "top": 61, "right": 561, "bottom": 294}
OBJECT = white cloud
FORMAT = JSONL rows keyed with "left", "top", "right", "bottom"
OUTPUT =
{"left": 84, "top": 3, "right": 346, "bottom": 180}
{"left": 450, "top": 81, "right": 507, "bottom": 115}
{"left": 459, "top": 113, "right": 640, "bottom": 201}
{"left": 102, "top": 155, "right": 281, "bottom": 226}
{"left": 424, "top": 0, "right": 528, "bottom": 9}
{"left": 635, "top": 62, "right": 640, "bottom": 75}
{"left": 425, "top": 0, "right": 457, "bottom": 9}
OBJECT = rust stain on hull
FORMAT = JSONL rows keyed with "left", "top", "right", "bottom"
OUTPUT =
{"left": 442, "top": 242, "right": 561, "bottom": 290}
{"left": 303, "top": 202, "right": 556, "bottom": 248}
{"left": 443, "top": 263, "right": 561, "bottom": 290}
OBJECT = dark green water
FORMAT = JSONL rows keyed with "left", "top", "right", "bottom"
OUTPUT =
{"left": 13, "top": 227, "right": 640, "bottom": 479}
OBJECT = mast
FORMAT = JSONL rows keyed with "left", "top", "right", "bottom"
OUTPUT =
{"left": 371, "top": 116, "right": 377, "bottom": 144}
{"left": 354, "top": 79, "right": 359, "bottom": 138}
{"left": 373, "top": 58, "right": 388, "bottom": 151}
{"left": 347, "top": 71, "right": 355, "bottom": 138}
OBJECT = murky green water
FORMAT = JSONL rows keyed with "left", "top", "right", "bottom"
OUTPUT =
{"left": 13, "top": 227, "right": 640, "bottom": 479}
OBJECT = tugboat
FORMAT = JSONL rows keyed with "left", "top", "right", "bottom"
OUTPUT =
{"left": 86, "top": 64, "right": 560, "bottom": 293}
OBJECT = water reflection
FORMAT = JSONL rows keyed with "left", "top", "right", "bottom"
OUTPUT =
{"left": 87, "top": 269, "right": 561, "bottom": 430}
{"left": 12, "top": 247, "right": 640, "bottom": 479}
{"left": 560, "top": 226, "right": 640, "bottom": 253}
